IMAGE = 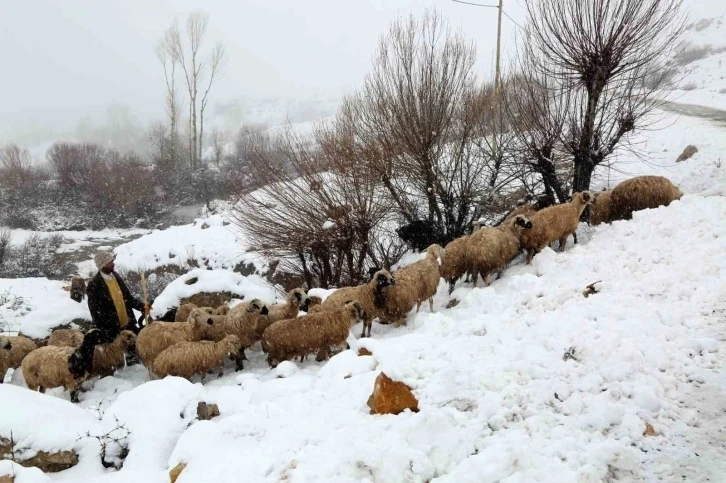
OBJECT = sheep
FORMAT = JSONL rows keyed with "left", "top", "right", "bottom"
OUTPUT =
{"left": 396, "top": 220, "right": 444, "bottom": 252}
{"left": 215, "top": 305, "right": 230, "bottom": 316}
{"left": 254, "top": 288, "right": 309, "bottom": 340}
{"left": 175, "top": 303, "right": 216, "bottom": 323}
{"left": 590, "top": 189, "right": 612, "bottom": 226}
{"left": 0, "top": 335, "right": 37, "bottom": 382}
{"left": 70, "top": 275, "right": 86, "bottom": 303}
{"left": 21, "top": 329, "right": 105, "bottom": 403}
{"left": 151, "top": 335, "right": 242, "bottom": 382}
{"left": 519, "top": 191, "right": 593, "bottom": 264}
{"left": 318, "top": 269, "right": 396, "bottom": 337}
{"left": 49, "top": 329, "right": 137, "bottom": 378}
{"left": 47, "top": 329, "right": 84, "bottom": 348}
{"left": 466, "top": 215, "right": 533, "bottom": 287}
{"left": 203, "top": 299, "right": 269, "bottom": 370}
{"left": 440, "top": 235, "right": 473, "bottom": 295}
{"left": 302, "top": 295, "right": 322, "bottom": 313}
{"left": 607, "top": 175, "right": 683, "bottom": 222}
{"left": 262, "top": 301, "right": 366, "bottom": 368}
{"left": 381, "top": 244, "right": 444, "bottom": 326}
{"left": 136, "top": 309, "right": 215, "bottom": 370}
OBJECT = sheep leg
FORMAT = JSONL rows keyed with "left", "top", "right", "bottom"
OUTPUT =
{"left": 415, "top": 302, "right": 421, "bottom": 313}
{"left": 70, "top": 389, "right": 80, "bottom": 404}
{"left": 428, "top": 297, "right": 434, "bottom": 312}
{"left": 38, "top": 387, "right": 46, "bottom": 394}
{"left": 366, "top": 318, "right": 373, "bottom": 338}
{"left": 448, "top": 279, "right": 456, "bottom": 295}
{"left": 526, "top": 249, "right": 535, "bottom": 265}
{"left": 573, "top": 232, "right": 578, "bottom": 245}
{"left": 315, "top": 347, "right": 329, "bottom": 362}
{"left": 558, "top": 236, "right": 568, "bottom": 252}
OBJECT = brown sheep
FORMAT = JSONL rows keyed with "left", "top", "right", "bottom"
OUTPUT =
{"left": 519, "top": 191, "right": 593, "bottom": 264}
{"left": 136, "top": 310, "right": 215, "bottom": 370}
{"left": 607, "top": 175, "right": 683, "bottom": 222}
{"left": 22, "top": 329, "right": 105, "bottom": 403}
{"left": 466, "top": 215, "right": 533, "bottom": 286}
{"left": 151, "top": 335, "right": 242, "bottom": 382}
{"left": 0, "top": 335, "right": 37, "bottom": 382}
{"left": 175, "top": 303, "right": 215, "bottom": 322}
{"left": 590, "top": 189, "right": 612, "bottom": 226}
{"left": 381, "top": 244, "right": 444, "bottom": 326}
{"left": 47, "top": 329, "right": 84, "bottom": 348}
{"left": 262, "top": 301, "right": 366, "bottom": 367}
{"left": 47, "top": 329, "right": 137, "bottom": 378}
{"left": 440, "top": 235, "right": 474, "bottom": 295}
{"left": 203, "top": 299, "right": 269, "bottom": 370}
{"left": 319, "top": 269, "right": 396, "bottom": 338}
{"left": 254, "top": 288, "right": 310, "bottom": 340}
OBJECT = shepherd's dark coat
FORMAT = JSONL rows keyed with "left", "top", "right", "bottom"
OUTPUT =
{"left": 86, "top": 271, "right": 144, "bottom": 343}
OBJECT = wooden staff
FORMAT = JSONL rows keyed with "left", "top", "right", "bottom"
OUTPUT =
{"left": 140, "top": 271, "right": 151, "bottom": 325}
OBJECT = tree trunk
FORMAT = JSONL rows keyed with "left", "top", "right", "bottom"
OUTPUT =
{"left": 572, "top": 156, "right": 594, "bottom": 193}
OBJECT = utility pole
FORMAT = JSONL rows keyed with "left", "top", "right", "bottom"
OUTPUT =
{"left": 494, "top": 0, "right": 503, "bottom": 98}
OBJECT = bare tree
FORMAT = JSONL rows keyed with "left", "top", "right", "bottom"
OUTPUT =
{"left": 156, "top": 40, "right": 182, "bottom": 169}
{"left": 226, "top": 121, "right": 400, "bottom": 289}
{"left": 522, "top": 0, "right": 685, "bottom": 192}
{"left": 160, "top": 12, "right": 227, "bottom": 169}
{"left": 348, "top": 9, "right": 503, "bottom": 241}
{"left": 209, "top": 128, "right": 224, "bottom": 168}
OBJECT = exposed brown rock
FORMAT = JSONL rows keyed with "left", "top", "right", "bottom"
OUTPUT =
{"left": 0, "top": 437, "right": 78, "bottom": 473}
{"left": 445, "top": 299, "right": 460, "bottom": 309}
{"left": 196, "top": 402, "right": 220, "bottom": 421}
{"left": 676, "top": 145, "right": 698, "bottom": 163}
{"left": 644, "top": 423, "right": 656, "bottom": 436}
{"left": 358, "top": 348, "right": 372, "bottom": 356}
{"left": 180, "top": 292, "right": 238, "bottom": 308}
{"left": 366, "top": 372, "right": 419, "bottom": 415}
{"left": 169, "top": 463, "right": 186, "bottom": 483}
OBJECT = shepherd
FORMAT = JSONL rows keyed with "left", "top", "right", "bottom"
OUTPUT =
{"left": 86, "top": 250, "right": 151, "bottom": 355}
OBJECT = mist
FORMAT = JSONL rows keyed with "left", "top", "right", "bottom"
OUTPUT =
{"left": 0, "top": 0, "right": 524, "bottom": 156}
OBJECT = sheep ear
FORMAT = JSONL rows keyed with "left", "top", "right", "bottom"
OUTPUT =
{"left": 582, "top": 192, "right": 591, "bottom": 202}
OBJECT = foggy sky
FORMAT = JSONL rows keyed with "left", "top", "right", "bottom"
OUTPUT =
{"left": 0, "top": 0, "right": 524, "bottom": 144}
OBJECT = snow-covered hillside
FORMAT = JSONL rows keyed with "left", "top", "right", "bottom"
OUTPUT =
{"left": 1, "top": 105, "right": 725, "bottom": 481}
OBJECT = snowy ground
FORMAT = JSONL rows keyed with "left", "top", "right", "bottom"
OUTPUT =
{"left": 0, "top": 105, "right": 724, "bottom": 481}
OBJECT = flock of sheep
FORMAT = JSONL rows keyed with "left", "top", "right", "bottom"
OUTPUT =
{"left": 0, "top": 175, "right": 683, "bottom": 403}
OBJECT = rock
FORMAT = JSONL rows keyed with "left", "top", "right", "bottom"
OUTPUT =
{"left": 358, "top": 348, "right": 372, "bottom": 356}
{"left": 445, "top": 299, "right": 459, "bottom": 309}
{"left": 169, "top": 463, "right": 186, "bottom": 483}
{"left": 180, "top": 292, "right": 239, "bottom": 308}
{"left": 644, "top": 423, "right": 656, "bottom": 436}
{"left": 676, "top": 145, "right": 698, "bottom": 163}
{"left": 366, "top": 372, "right": 419, "bottom": 415}
{"left": 196, "top": 402, "right": 220, "bottom": 421}
{"left": 0, "top": 438, "right": 78, "bottom": 473}
{"left": 184, "top": 277, "right": 199, "bottom": 285}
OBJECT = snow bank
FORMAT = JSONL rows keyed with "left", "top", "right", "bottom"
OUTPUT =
{"left": 0, "top": 460, "right": 50, "bottom": 483}
{"left": 151, "top": 269, "right": 278, "bottom": 315}
{"left": 3, "top": 278, "right": 90, "bottom": 338}
{"left": 112, "top": 215, "right": 264, "bottom": 274}
{"left": 100, "top": 378, "right": 202, "bottom": 472}
{"left": 0, "top": 385, "right": 100, "bottom": 462}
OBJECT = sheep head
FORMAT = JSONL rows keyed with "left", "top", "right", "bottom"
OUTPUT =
{"left": 345, "top": 301, "right": 367, "bottom": 323}
{"left": 222, "top": 335, "right": 242, "bottom": 354}
{"left": 116, "top": 330, "right": 137, "bottom": 351}
{"left": 69, "top": 329, "right": 104, "bottom": 378}
{"left": 301, "top": 295, "right": 322, "bottom": 313}
{"left": 370, "top": 269, "right": 395, "bottom": 289}
{"left": 512, "top": 215, "right": 533, "bottom": 230}
{"left": 573, "top": 191, "right": 594, "bottom": 206}
{"left": 189, "top": 308, "right": 216, "bottom": 326}
{"left": 246, "top": 299, "right": 269, "bottom": 316}
{"left": 290, "top": 288, "right": 309, "bottom": 310}
{"left": 0, "top": 336, "right": 11, "bottom": 350}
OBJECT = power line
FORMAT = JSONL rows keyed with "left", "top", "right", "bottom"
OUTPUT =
{"left": 451, "top": 0, "right": 499, "bottom": 8}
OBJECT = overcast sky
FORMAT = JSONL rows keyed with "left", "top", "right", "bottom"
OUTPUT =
{"left": 0, "top": 0, "right": 525, "bottom": 143}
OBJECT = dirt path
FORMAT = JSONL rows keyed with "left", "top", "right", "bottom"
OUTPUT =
{"left": 659, "top": 100, "right": 726, "bottom": 127}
